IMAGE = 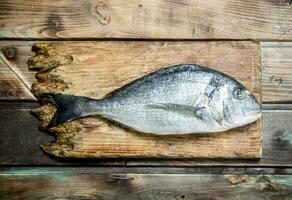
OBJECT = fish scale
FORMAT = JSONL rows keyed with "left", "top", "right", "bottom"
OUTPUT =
{"left": 42, "top": 64, "right": 261, "bottom": 135}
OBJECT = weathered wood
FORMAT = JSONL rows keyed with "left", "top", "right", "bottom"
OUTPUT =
{"left": 28, "top": 41, "right": 261, "bottom": 159}
{"left": 0, "top": 107, "right": 125, "bottom": 166}
{"left": 0, "top": 0, "right": 292, "bottom": 40}
{"left": 0, "top": 169, "right": 291, "bottom": 199}
{"left": 261, "top": 42, "right": 292, "bottom": 102}
{"left": 0, "top": 41, "right": 35, "bottom": 100}
{"left": 2, "top": 167, "right": 292, "bottom": 175}
{"left": 0, "top": 41, "right": 291, "bottom": 103}
{"left": 128, "top": 110, "right": 292, "bottom": 167}
{"left": 262, "top": 104, "right": 292, "bottom": 110}
{"left": 1, "top": 107, "right": 291, "bottom": 166}
{"left": 0, "top": 40, "right": 291, "bottom": 161}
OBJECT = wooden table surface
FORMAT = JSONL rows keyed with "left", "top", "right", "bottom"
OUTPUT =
{"left": 0, "top": 0, "right": 292, "bottom": 199}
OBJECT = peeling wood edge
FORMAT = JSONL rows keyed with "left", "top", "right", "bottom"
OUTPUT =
{"left": 1, "top": 167, "right": 292, "bottom": 175}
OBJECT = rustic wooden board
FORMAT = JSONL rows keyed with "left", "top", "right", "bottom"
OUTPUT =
{"left": 1, "top": 41, "right": 291, "bottom": 102}
{"left": 27, "top": 41, "right": 261, "bottom": 159}
{"left": 1, "top": 169, "right": 291, "bottom": 199}
{"left": 262, "top": 42, "right": 292, "bottom": 102}
{"left": 1, "top": 107, "right": 291, "bottom": 166}
{"left": 1, "top": 0, "right": 292, "bottom": 40}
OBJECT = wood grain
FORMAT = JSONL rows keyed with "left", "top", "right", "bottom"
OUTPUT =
{"left": 262, "top": 42, "right": 292, "bottom": 102}
{"left": 1, "top": 41, "right": 291, "bottom": 102}
{"left": 0, "top": 106, "right": 125, "bottom": 166}
{"left": 1, "top": 170, "right": 291, "bottom": 199}
{"left": 0, "top": 0, "right": 291, "bottom": 195}
{"left": 2, "top": 167, "right": 292, "bottom": 174}
{"left": 128, "top": 110, "right": 292, "bottom": 167}
{"left": 1, "top": 107, "right": 291, "bottom": 166}
{"left": 27, "top": 41, "right": 262, "bottom": 159}
{"left": 0, "top": 41, "right": 35, "bottom": 100}
{"left": 0, "top": 0, "right": 292, "bottom": 39}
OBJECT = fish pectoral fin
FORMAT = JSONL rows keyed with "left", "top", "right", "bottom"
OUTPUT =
{"left": 147, "top": 103, "right": 205, "bottom": 120}
{"left": 194, "top": 107, "right": 205, "bottom": 120}
{"left": 210, "top": 109, "right": 223, "bottom": 125}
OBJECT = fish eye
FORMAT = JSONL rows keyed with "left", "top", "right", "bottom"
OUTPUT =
{"left": 233, "top": 87, "right": 246, "bottom": 100}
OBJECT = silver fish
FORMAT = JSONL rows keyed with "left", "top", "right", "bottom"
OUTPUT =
{"left": 42, "top": 64, "right": 261, "bottom": 135}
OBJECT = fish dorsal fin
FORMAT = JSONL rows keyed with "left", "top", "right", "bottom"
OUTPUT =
{"left": 147, "top": 103, "right": 206, "bottom": 120}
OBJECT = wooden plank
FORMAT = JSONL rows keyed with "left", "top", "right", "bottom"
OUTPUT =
{"left": 28, "top": 41, "right": 261, "bottom": 159}
{"left": 0, "top": 41, "right": 35, "bottom": 100}
{"left": 262, "top": 104, "right": 292, "bottom": 110}
{"left": 0, "top": 170, "right": 291, "bottom": 199}
{"left": 0, "top": 108, "right": 292, "bottom": 167}
{"left": 0, "top": 107, "right": 125, "bottom": 166}
{"left": 261, "top": 42, "right": 292, "bottom": 102}
{"left": 0, "top": 41, "right": 291, "bottom": 103}
{"left": 0, "top": 0, "right": 292, "bottom": 40}
{"left": 2, "top": 167, "right": 292, "bottom": 174}
{"left": 1, "top": 108, "right": 291, "bottom": 166}
{"left": 128, "top": 110, "right": 292, "bottom": 167}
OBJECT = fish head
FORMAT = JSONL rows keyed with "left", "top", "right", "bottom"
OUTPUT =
{"left": 209, "top": 79, "right": 261, "bottom": 128}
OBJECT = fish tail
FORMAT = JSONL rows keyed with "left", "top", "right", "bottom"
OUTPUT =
{"left": 40, "top": 93, "right": 101, "bottom": 127}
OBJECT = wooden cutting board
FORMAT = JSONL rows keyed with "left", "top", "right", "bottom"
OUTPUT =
{"left": 29, "top": 41, "right": 261, "bottom": 159}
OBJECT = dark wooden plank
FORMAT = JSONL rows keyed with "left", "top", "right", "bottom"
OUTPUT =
{"left": 261, "top": 42, "right": 292, "bottom": 102}
{"left": 0, "top": 108, "right": 292, "bottom": 166}
{"left": 2, "top": 167, "right": 292, "bottom": 175}
{"left": 0, "top": 170, "right": 291, "bottom": 199}
{"left": 0, "top": 0, "right": 292, "bottom": 40}
{"left": 0, "top": 108, "right": 125, "bottom": 166}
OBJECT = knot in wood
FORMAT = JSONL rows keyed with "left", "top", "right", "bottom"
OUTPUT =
{"left": 269, "top": 75, "right": 283, "bottom": 86}
{"left": 7, "top": 87, "right": 16, "bottom": 97}
{"left": 93, "top": 2, "right": 111, "bottom": 25}
{"left": 51, "top": 19, "right": 60, "bottom": 28}
{"left": 5, "top": 48, "right": 15, "bottom": 58}
{"left": 46, "top": 15, "right": 64, "bottom": 35}
{"left": 178, "top": 194, "right": 187, "bottom": 199}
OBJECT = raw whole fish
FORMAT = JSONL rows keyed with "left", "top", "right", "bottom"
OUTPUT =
{"left": 42, "top": 64, "right": 261, "bottom": 135}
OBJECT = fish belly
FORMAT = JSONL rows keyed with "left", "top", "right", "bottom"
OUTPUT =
{"left": 105, "top": 108, "right": 218, "bottom": 134}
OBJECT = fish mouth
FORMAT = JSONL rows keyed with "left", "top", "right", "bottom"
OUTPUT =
{"left": 245, "top": 108, "right": 262, "bottom": 121}
{"left": 250, "top": 109, "right": 261, "bottom": 117}
{"left": 250, "top": 106, "right": 261, "bottom": 114}
{"left": 244, "top": 102, "right": 262, "bottom": 119}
